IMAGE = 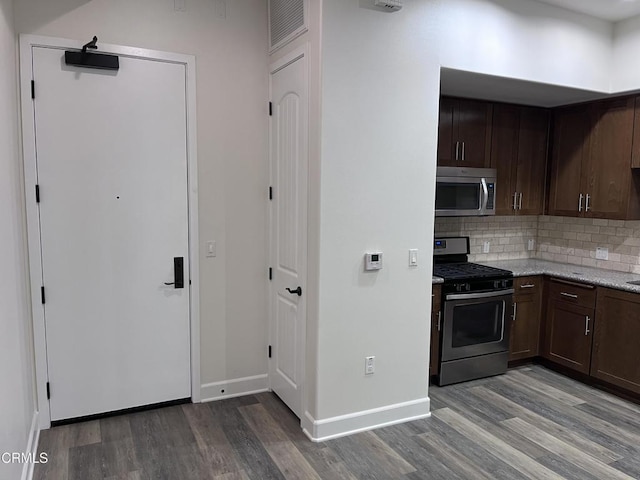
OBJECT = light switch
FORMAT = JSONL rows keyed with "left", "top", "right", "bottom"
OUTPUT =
{"left": 409, "top": 249, "right": 418, "bottom": 267}
{"left": 206, "top": 241, "right": 216, "bottom": 258}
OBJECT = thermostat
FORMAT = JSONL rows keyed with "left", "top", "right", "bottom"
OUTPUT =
{"left": 365, "top": 252, "right": 383, "bottom": 271}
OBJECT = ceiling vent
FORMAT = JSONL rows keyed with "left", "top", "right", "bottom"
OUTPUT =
{"left": 269, "top": 0, "right": 308, "bottom": 53}
{"left": 373, "top": 0, "right": 403, "bottom": 12}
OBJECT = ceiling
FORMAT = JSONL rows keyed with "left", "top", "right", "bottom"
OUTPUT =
{"left": 439, "top": 69, "right": 621, "bottom": 108}
{"left": 536, "top": 0, "right": 640, "bottom": 22}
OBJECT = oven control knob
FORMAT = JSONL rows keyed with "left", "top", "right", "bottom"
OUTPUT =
{"left": 465, "top": 283, "right": 471, "bottom": 291}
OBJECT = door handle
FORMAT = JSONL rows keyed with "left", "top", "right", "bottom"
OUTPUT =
{"left": 518, "top": 192, "right": 523, "bottom": 210}
{"left": 461, "top": 141, "right": 465, "bottom": 161}
{"left": 585, "top": 316, "right": 591, "bottom": 336}
{"left": 437, "top": 311, "right": 441, "bottom": 331}
{"left": 455, "top": 141, "right": 460, "bottom": 161}
{"left": 164, "top": 257, "right": 184, "bottom": 289}
{"left": 578, "top": 193, "right": 584, "bottom": 212}
{"left": 286, "top": 286, "right": 302, "bottom": 296}
{"left": 560, "top": 292, "right": 578, "bottom": 299}
{"left": 513, "top": 192, "right": 518, "bottom": 211}
{"left": 585, "top": 194, "right": 591, "bottom": 212}
{"left": 512, "top": 302, "right": 517, "bottom": 321}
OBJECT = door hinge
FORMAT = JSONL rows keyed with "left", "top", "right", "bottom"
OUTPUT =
{"left": 46, "top": 382, "right": 50, "bottom": 399}
{"left": 41, "top": 286, "right": 45, "bottom": 304}
{"left": 269, "top": 267, "right": 272, "bottom": 280}
{"left": 35, "top": 184, "right": 40, "bottom": 203}
{"left": 31, "top": 80, "right": 35, "bottom": 99}
{"left": 269, "top": 186, "right": 273, "bottom": 200}
{"left": 268, "top": 345, "right": 272, "bottom": 358}
{"left": 269, "top": 101, "right": 272, "bottom": 116}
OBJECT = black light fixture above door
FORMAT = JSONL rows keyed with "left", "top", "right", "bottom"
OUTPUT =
{"left": 65, "top": 36, "right": 120, "bottom": 71}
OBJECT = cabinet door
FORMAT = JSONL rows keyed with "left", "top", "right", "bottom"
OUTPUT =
{"left": 509, "top": 277, "right": 542, "bottom": 361}
{"left": 592, "top": 288, "right": 640, "bottom": 394}
{"left": 632, "top": 97, "right": 640, "bottom": 169}
{"left": 430, "top": 309, "right": 441, "bottom": 377}
{"left": 516, "top": 107, "right": 549, "bottom": 215}
{"left": 430, "top": 285, "right": 441, "bottom": 377}
{"left": 437, "top": 97, "right": 456, "bottom": 166}
{"left": 455, "top": 99, "right": 492, "bottom": 168}
{"left": 584, "top": 98, "right": 634, "bottom": 220}
{"left": 490, "top": 104, "right": 520, "bottom": 215}
{"left": 548, "top": 107, "right": 589, "bottom": 217}
{"left": 543, "top": 299, "right": 594, "bottom": 374}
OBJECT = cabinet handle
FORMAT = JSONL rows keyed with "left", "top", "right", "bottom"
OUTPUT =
{"left": 520, "top": 284, "right": 535, "bottom": 289}
{"left": 513, "top": 192, "right": 518, "bottom": 211}
{"left": 586, "top": 194, "right": 591, "bottom": 212}
{"left": 585, "top": 316, "right": 591, "bottom": 336}
{"left": 455, "top": 141, "right": 460, "bottom": 161}
{"left": 461, "top": 142, "right": 465, "bottom": 161}
{"left": 437, "top": 311, "right": 441, "bottom": 331}
{"left": 560, "top": 292, "right": 578, "bottom": 299}
{"left": 578, "top": 193, "right": 584, "bottom": 212}
{"left": 512, "top": 302, "right": 517, "bottom": 322}
{"left": 518, "top": 193, "right": 523, "bottom": 210}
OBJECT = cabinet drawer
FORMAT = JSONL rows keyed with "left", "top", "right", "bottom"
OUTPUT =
{"left": 548, "top": 278, "right": 596, "bottom": 308}
{"left": 514, "top": 276, "right": 541, "bottom": 294}
{"left": 432, "top": 284, "right": 442, "bottom": 312}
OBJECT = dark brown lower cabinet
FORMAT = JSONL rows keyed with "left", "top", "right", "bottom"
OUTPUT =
{"left": 591, "top": 288, "right": 640, "bottom": 394}
{"left": 509, "top": 276, "right": 542, "bottom": 361}
{"left": 430, "top": 285, "right": 442, "bottom": 377}
{"left": 541, "top": 278, "right": 596, "bottom": 374}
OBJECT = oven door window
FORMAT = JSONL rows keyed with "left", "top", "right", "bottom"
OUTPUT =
{"left": 435, "top": 182, "right": 481, "bottom": 210}
{"left": 451, "top": 300, "right": 504, "bottom": 347}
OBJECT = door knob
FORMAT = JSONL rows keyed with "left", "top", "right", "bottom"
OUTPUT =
{"left": 286, "top": 286, "right": 302, "bottom": 296}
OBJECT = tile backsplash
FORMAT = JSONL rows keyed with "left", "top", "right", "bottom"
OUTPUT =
{"left": 434, "top": 216, "right": 538, "bottom": 262}
{"left": 434, "top": 215, "right": 640, "bottom": 274}
{"left": 537, "top": 216, "right": 640, "bottom": 274}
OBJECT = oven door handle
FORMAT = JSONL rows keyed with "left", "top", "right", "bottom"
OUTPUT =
{"left": 445, "top": 289, "right": 514, "bottom": 301}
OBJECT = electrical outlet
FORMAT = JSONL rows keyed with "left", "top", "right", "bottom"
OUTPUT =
{"left": 596, "top": 247, "right": 609, "bottom": 260}
{"left": 365, "top": 356, "right": 375, "bottom": 375}
{"left": 528, "top": 239, "right": 535, "bottom": 251}
{"left": 206, "top": 241, "right": 216, "bottom": 257}
{"left": 483, "top": 241, "right": 490, "bottom": 254}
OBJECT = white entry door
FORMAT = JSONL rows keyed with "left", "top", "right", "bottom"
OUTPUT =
{"left": 269, "top": 49, "right": 308, "bottom": 419}
{"left": 31, "top": 46, "right": 191, "bottom": 421}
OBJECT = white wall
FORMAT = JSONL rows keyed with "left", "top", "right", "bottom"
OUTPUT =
{"left": 315, "top": 0, "right": 437, "bottom": 425}
{"left": 0, "top": 0, "right": 37, "bottom": 478}
{"left": 612, "top": 15, "right": 640, "bottom": 93}
{"left": 431, "top": 0, "right": 613, "bottom": 93}
{"left": 308, "top": 0, "right": 619, "bottom": 437}
{"left": 13, "top": 0, "right": 269, "bottom": 391}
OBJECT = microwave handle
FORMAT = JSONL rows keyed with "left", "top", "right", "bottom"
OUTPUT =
{"left": 480, "top": 178, "right": 489, "bottom": 212}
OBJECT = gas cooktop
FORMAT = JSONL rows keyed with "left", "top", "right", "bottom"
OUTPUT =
{"left": 433, "top": 262, "right": 513, "bottom": 281}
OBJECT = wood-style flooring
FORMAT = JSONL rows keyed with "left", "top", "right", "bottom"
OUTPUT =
{"left": 33, "top": 365, "right": 640, "bottom": 479}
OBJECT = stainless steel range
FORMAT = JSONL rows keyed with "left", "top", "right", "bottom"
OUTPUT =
{"left": 433, "top": 237, "right": 514, "bottom": 386}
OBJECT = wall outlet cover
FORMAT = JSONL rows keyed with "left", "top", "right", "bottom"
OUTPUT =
{"left": 527, "top": 239, "right": 535, "bottom": 251}
{"left": 483, "top": 241, "right": 490, "bottom": 254}
{"left": 596, "top": 247, "right": 609, "bottom": 260}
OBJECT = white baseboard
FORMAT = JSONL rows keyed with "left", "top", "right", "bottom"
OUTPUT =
{"left": 301, "top": 397, "right": 431, "bottom": 442}
{"left": 21, "top": 411, "right": 40, "bottom": 480}
{"left": 200, "top": 374, "right": 269, "bottom": 403}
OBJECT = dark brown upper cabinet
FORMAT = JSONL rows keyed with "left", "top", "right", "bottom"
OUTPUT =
{"left": 549, "top": 97, "right": 640, "bottom": 220}
{"left": 438, "top": 97, "right": 492, "bottom": 168}
{"left": 490, "top": 104, "right": 549, "bottom": 215}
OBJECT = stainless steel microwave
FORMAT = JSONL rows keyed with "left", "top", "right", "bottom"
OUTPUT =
{"left": 435, "top": 167, "right": 496, "bottom": 217}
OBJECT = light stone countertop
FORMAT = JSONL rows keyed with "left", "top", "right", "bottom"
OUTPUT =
{"left": 432, "top": 276, "right": 444, "bottom": 284}
{"left": 478, "top": 258, "right": 640, "bottom": 294}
